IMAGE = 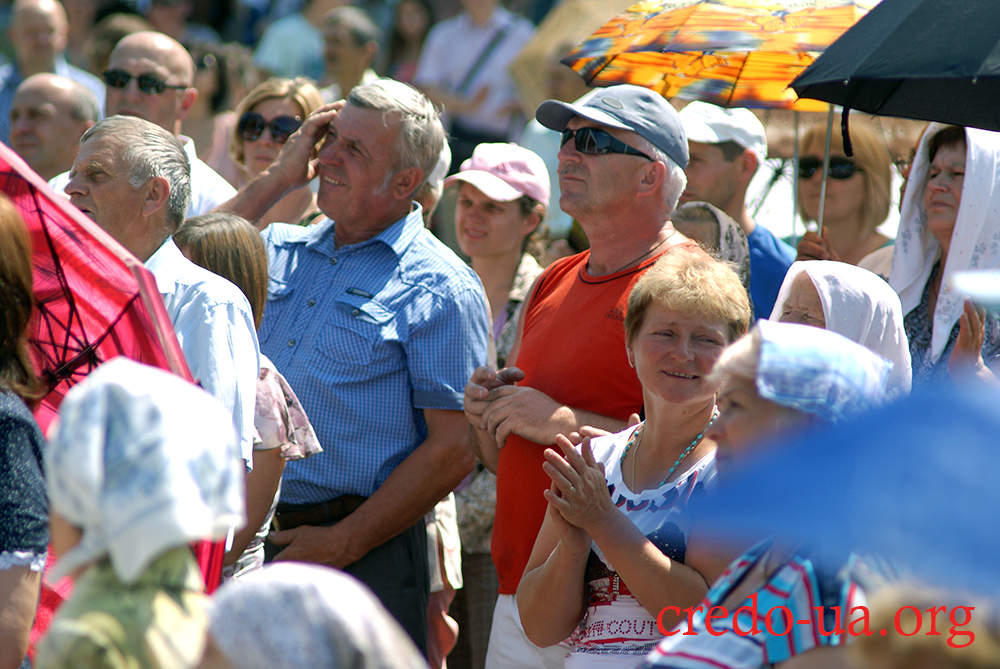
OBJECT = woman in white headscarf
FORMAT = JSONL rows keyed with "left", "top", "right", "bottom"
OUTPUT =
{"left": 890, "top": 124, "right": 1000, "bottom": 388}
{"left": 770, "top": 260, "right": 912, "bottom": 400}
{"left": 199, "top": 562, "right": 429, "bottom": 669}
{"left": 35, "top": 358, "right": 246, "bottom": 669}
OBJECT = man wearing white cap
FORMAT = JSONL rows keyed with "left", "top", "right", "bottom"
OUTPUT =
{"left": 678, "top": 101, "right": 795, "bottom": 319}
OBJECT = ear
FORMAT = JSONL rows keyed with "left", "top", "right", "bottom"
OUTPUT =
{"left": 363, "top": 41, "right": 378, "bottom": 66}
{"left": 625, "top": 342, "right": 635, "bottom": 369}
{"left": 737, "top": 150, "right": 758, "bottom": 184}
{"left": 177, "top": 88, "right": 198, "bottom": 120}
{"left": 520, "top": 207, "right": 541, "bottom": 238}
{"left": 635, "top": 159, "right": 667, "bottom": 197}
{"left": 142, "top": 175, "right": 171, "bottom": 218}
{"left": 391, "top": 166, "right": 425, "bottom": 202}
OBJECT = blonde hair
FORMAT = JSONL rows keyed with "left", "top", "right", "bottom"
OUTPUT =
{"left": 798, "top": 121, "right": 892, "bottom": 234}
{"left": 624, "top": 249, "right": 751, "bottom": 346}
{"left": 230, "top": 77, "right": 324, "bottom": 168}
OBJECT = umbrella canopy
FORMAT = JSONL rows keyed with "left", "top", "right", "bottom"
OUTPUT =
{"left": 0, "top": 143, "right": 190, "bottom": 433}
{"left": 692, "top": 386, "right": 1000, "bottom": 598}
{"left": 791, "top": 0, "right": 1000, "bottom": 131}
{"left": 509, "top": 0, "right": 634, "bottom": 119}
{"left": 561, "top": 0, "right": 878, "bottom": 110}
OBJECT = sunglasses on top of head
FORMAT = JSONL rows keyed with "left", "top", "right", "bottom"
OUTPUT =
{"left": 103, "top": 69, "right": 188, "bottom": 95}
{"left": 238, "top": 111, "right": 303, "bottom": 144}
{"left": 797, "top": 156, "right": 862, "bottom": 180}
{"left": 560, "top": 127, "right": 652, "bottom": 160}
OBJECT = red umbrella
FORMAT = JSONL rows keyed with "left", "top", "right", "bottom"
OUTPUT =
{"left": 0, "top": 146, "right": 190, "bottom": 431}
{"left": 0, "top": 144, "right": 227, "bottom": 659}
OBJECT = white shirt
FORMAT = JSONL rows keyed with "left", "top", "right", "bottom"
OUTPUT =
{"left": 414, "top": 7, "right": 534, "bottom": 135}
{"left": 146, "top": 238, "right": 260, "bottom": 467}
{"left": 50, "top": 136, "right": 235, "bottom": 219}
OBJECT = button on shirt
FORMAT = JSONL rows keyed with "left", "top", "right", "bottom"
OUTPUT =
{"left": 259, "top": 208, "right": 490, "bottom": 504}
{"left": 146, "top": 239, "right": 260, "bottom": 467}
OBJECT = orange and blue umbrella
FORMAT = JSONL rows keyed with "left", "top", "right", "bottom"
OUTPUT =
{"left": 562, "top": 0, "right": 878, "bottom": 110}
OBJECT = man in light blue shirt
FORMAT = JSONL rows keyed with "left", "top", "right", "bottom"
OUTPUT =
{"left": 217, "top": 78, "right": 489, "bottom": 653}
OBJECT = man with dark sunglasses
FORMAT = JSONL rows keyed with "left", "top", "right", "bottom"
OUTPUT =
{"left": 50, "top": 31, "right": 234, "bottom": 217}
{"left": 678, "top": 101, "right": 796, "bottom": 320}
{"left": 462, "top": 84, "right": 705, "bottom": 669}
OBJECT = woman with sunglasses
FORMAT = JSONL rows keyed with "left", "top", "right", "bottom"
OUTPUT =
{"left": 229, "top": 77, "right": 324, "bottom": 228}
{"left": 795, "top": 122, "right": 893, "bottom": 266}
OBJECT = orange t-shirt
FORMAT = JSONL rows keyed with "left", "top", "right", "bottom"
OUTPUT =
{"left": 492, "top": 243, "right": 701, "bottom": 594}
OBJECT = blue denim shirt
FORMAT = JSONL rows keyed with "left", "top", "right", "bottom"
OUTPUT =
{"left": 260, "top": 207, "right": 489, "bottom": 504}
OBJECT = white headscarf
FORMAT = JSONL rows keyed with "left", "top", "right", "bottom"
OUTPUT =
{"left": 770, "top": 260, "right": 912, "bottom": 399}
{"left": 891, "top": 124, "right": 1000, "bottom": 363}
{"left": 207, "top": 563, "right": 429, "bottom": 669}
{"left": 46, "top": 357, "right": 246, "bottom": 584}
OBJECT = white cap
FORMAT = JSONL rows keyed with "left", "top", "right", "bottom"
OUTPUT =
{"left": 679, "top": 101, "right": 767, "bottom": 166}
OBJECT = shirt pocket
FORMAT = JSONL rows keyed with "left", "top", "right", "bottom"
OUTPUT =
{"left": 258, "top": 278, "right": 295, "bottom": 345}
{"left": 314, "top": 293, "right": 395, "bottom": 366}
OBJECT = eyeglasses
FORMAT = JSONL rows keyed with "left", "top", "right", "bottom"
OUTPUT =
{"left": 238, "top": 111, "right": 303, "bottom": 143}
{"left": 103, "top": 69, "right": 188, "bottom": 95}
{"left": 560, "top": 127, "right": 652, "bottom": 160}
{"left": 797, "top": 156, "right": 862, "bottom": 180}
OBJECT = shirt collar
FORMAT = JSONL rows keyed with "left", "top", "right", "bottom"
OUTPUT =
{"left": 305, "top": 203, "right": 426, "bottom": 258}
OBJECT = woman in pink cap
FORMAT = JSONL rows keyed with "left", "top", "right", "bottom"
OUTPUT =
{"left": 443, "top": 142, "right": 549, "bottom": 669}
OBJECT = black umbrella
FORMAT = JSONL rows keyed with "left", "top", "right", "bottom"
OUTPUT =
{"left": 790, "top": 0, "right": 1000, "bottom": 132}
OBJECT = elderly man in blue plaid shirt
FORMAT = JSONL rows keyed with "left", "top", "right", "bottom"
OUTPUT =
{"left": 218, "top": 78, "right": 490, "bottom": 653}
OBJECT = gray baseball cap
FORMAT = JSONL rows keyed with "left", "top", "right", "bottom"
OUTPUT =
{"left": 535, "top": 85, "right": 689, "bottom": 169}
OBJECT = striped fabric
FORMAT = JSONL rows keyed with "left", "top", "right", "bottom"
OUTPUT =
{"left": 642, "top": 540, "right": 868, "bottom": 669}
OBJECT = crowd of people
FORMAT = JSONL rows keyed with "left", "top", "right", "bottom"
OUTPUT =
{"left": 1, "top": 0, "right": 1000, "bottom": 668}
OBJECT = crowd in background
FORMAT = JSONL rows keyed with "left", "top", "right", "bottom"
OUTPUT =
{"left": 1, "top": 0, "right": 999, "bottom": 668}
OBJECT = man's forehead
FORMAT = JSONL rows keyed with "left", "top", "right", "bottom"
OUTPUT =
{"left": 334, "top": 104, "right": 399, "bottom": 140}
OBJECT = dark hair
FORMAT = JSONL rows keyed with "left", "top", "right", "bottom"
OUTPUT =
{"left": 174, "top": 213, "right": 268, "bottom": 329}
{"left": 717, "top": 140, "right": 747, "bottom": 162}
{"left": 0, "top": 195, "right": 43, "bottom": 402}
{"left": 929, "top": 126, "right": 967, "bottom": 162}
{"left": 516, "top": 195, "right": 549, "bottom": 259}
{"left": 387, "top": 0, "right": 433, "bottom": 72}
{"left": 188, "top": 42, "right": 229, "bottom": 113}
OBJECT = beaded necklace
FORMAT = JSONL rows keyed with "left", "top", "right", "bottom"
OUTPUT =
{"left": 620, "top": 407, "right": 719, "bottom": 490}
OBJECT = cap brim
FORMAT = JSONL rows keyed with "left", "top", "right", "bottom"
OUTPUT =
{"left": 443, "top": 171, "right": 523, "bottom": 202}
{"left": 535, "top": 99, "right": 634, "bottom": 133}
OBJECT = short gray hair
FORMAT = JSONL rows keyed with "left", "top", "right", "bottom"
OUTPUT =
{"left": 81, "top": 116, "right": 191, "bottom": 230}
{"left": 632, "top": 134, "right": 686, "bottom": 216}
{"left": 346, "top": 78, "right": 445, "bottom": 196}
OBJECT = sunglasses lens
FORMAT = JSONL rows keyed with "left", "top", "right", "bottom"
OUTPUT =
{"left": 270, "top": 116, "right": 302, "bottom": 143}
{"left": 137, "top": 75, "right": 168, "bottom": 94}
{"left": 829, "top": 160, "right": 856, "bottom": 179}
{"left": 239, "top": 112, "right": 266, "bottom": 142}
{"left": 797, "top": 158, "right": 820, "bottom": 179}
{"left": 103, "top": 70, "right": 130, "bottom": 88}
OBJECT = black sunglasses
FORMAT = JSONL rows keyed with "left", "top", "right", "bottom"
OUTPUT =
{"left": 103, "top": 69, "right": 188, "bottom": 95}
{"left": 238, "top": 111, "right": 303, "bottom": 143}
{"left": 560, "top": 127, "right": 652, "bottom": 160}
{"left": 797, "top": 156, "right": 862, "bottom": 180}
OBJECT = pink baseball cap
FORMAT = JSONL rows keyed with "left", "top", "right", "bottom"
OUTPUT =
{"left": 443, "top": 143, "right": 551, "bottom": 205}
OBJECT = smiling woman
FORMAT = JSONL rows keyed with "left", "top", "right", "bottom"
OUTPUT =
{"left": 516, "top": 249, "right": 751, "bottom": 669}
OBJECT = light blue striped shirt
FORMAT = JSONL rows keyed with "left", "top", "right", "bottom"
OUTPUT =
{"left": 260, "top": 208, "right": 489, "bottom": 504}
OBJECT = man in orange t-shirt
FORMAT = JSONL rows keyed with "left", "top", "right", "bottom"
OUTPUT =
{"left": 463, "top": 84, "right": 699, "bottom": 669}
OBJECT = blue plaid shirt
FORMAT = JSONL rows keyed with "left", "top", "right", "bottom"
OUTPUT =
{"left": 259, "top": 208, "right": 489, "bottom": 504}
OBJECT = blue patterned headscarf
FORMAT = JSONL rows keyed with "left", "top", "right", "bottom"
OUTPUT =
{"left": 46, "top": 358, "right": 246, "bottom": 583}
{"left": 754, "top": 320, "right": 891, "bottom": 423}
